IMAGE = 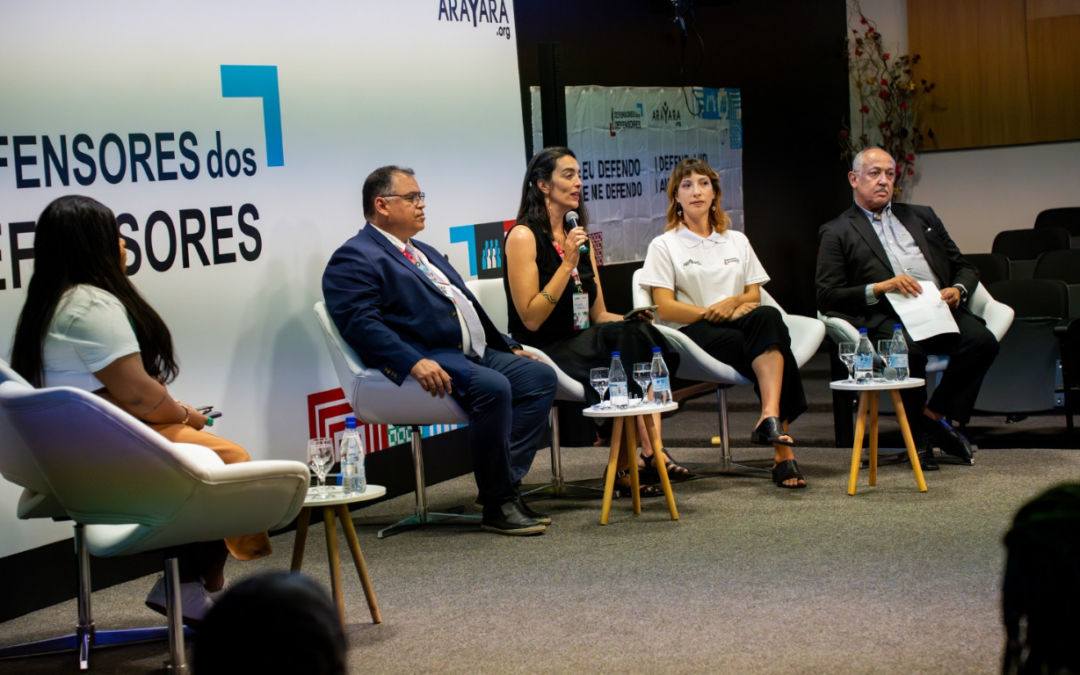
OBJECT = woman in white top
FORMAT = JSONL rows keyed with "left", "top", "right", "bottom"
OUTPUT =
{"left": 640, "top": 158, "right": 808, "bottom": 488}
{"left": 10, "top": 195, "right": 270, "bottom": 626}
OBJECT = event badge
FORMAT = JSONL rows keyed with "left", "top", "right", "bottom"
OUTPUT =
{"left": 572, "top": 292, "right": 590, "bottom": 331}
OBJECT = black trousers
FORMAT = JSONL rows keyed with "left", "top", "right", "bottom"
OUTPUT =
{"left": 865, "top": 308, "right": 999, "bottom": 425}
{"left": 679, "top": 306, "right": 808, "bottom": 425}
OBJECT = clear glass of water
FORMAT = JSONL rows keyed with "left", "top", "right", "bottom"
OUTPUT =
{"left": 307, "top": 437, "right": 334, "bottom": 499}
{"left": 839, "top": 341, "right": 856, "bottom": 381}
{"left": 589, "top": 367, "right": 610, "bottom": 409}
{"left": 633, "top": 362, "right": 651, "bottom": 405}
{"left": 876, "top": 340, "right": 895, "bottom": 381}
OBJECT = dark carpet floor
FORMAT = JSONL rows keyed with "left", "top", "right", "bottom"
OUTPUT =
{"left": 1, "top": 354, "right": 1076, "bottom": 674}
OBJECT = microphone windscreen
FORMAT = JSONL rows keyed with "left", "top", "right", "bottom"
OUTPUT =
{"left": 565, "top": 211, "right": 580, "bottom": 228}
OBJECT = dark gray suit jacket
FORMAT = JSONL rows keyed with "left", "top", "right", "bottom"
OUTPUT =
{"left": 815, "top": 203, "right": 980, "bottom": 334}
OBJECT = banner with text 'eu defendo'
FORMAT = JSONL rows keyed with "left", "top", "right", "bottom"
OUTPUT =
{"left": 531, "top": 86, "right": 743, "bottom": 265}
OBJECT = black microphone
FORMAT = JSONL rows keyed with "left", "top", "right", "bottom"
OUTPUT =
{"left": 565, "top": 211, "right": 589, "bottom": 254}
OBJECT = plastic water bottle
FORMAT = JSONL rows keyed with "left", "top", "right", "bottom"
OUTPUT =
{"left": 855, "top": 328, "right": 875, "bottom": 384}
{"left": 890, "top": 324, "right": 909, "bottom": 381}
{"left": 650, "top": 347, "right": 672, "bottom": 405}
{"left": 339, "top": 415, "right": 366, "bottom": 494}
{"left": 609, "top": 352, "right": 629, "bottom": 409}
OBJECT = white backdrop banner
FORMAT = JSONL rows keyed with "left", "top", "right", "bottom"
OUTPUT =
{"left": 0, "top": 0, "right": 521, "bottom": 557}
{"left": 531, "top": 86, "right": 744, "bottom": 265}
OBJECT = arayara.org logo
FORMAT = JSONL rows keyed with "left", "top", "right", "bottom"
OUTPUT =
{"left": 437, "top": 0, "right": 512, "bottom": 39}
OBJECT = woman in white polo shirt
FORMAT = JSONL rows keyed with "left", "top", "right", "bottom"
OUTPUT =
{"left": 10, "top": 195, "right": 271, "bottom": 625}
{"left": 639, "top": 158, "right": 808, "bottom": 488}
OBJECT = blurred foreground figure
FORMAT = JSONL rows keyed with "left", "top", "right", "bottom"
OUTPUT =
{"left": 1002, "top": 483, "right": 1080, "bottom": 675}
{"left": 194, "top": 572, "right": 346, "bottom": 675}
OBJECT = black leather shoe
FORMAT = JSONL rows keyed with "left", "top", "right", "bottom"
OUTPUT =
{"left": 929, "top": 419, "right": 974, "bottom": 464}
{"left": 516, "top": 497, "right": 552, "bottom": 525}
{"left": 481, "top": 501, "right": 546, "bottom": 536}
{"left": 902, "top": 431, "right": 940, "bottom": 471}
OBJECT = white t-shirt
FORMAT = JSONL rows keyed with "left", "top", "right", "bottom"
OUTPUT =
{"left": 42, "top": 285, "right": 141, "bottom": 392}
{"left": 639, "top": 225, "right": 770, "bottom": 328}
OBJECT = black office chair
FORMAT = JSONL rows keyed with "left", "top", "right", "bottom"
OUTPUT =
{"left": 965, "top": 253, "right": 1010, "bottom": 288}
{"left": 975, "top": 279, "right": 1072, "bottom": 431}
{"left": 1034, "top": 207, "right": 1080, "bottom": 239}
{"left": 1033, "top": 250, "right": 1080, "bottom": 319}
{"left": 992, "top": 228, "right": 1071, "bottom": 280}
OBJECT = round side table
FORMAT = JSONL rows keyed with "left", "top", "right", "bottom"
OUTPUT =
{"left": 583, "top": 401, "right": 679, "bottom": 524}
{"left": 829, "top": 378, "right": 927, "bottom": 495}
{"left": 290, "top": 484, "right": 386, "bottom": 624}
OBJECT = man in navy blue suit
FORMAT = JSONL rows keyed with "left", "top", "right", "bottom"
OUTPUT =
{"left": 323, "top": 166, "right": 557, "bottom": 535}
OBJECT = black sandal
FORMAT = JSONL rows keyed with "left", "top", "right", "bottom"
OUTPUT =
{"left": 771, "top": 459, "right": 807, "bottom": 489}
{"left": 751, "top": 417, "right": 795, "bottom": 447}
{"left": 640, "top": 451, "right": 694, "bottom": 480}
{"left": 613, "top": 469, "right": 663, "bottom": 499}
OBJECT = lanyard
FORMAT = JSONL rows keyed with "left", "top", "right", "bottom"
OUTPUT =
{"left": 550, "top": 240, "right": 585, "bottom": 295}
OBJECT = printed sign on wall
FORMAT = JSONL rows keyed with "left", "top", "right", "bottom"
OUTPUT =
{"left": 531, "top": 86, "right": 744, "bottom": 265}
{"left": 0, "top": 0, "right": 521, "bottom": 558}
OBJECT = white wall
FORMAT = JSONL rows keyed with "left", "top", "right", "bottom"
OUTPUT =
{"left": 851, "top": 0, "right": 1080, "bottom": 253}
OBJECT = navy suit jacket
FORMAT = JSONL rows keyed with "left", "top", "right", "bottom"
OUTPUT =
{"left": 322, "top": 223, "right": 512, "bottom": 389}
{"left": 815, "top": 203, "right": 980, "bottom": 333}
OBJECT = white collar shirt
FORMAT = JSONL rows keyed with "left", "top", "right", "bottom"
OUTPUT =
{"left": 639, "top": 224, "right": 770, "bottom": 328}
{"left": 371, "top": 224, "right": 477, "bottom": 357}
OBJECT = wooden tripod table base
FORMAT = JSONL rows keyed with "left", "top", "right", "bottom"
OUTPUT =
{"left": 830, "top": 379, "right": 928, "bottom": 496}
{"left": 290, "top": 484, "right": 386, "bottom": 625}
{"left": 585, "top": 401, "right": 680, "bottom": 524}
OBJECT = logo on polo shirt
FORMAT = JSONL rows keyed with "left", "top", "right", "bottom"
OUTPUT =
{"left": 724, "top": 257, "right": 739, "bottom": 265}
{"left": 683, "top": 259, "right": 702, "bottom": 267}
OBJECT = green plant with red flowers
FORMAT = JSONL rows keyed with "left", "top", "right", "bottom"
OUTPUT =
{"left": 840, "top": 0, "right": 936, "bottom": 198}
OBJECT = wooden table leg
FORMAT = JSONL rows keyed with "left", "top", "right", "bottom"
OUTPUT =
{"left": 890, "top": 390, "right": 928, "bottom": 492}
{"left": 642, "top": 414, "right": 678, "bottom": 520}
{"left": 624, "top": 417, "right": 641, "bottom": 515}
{"left": 290, "top": 507, "right": 312, "bottom": 572}
{"left": 322, "top": 506, "right": 345, "bottom": 625}
{"left": 848, "top": 392, "right": 870, "bottom": 495}
{"left": 869, "top": 393, "right": 879, "bottom": 487}
{"left": 600, "top": 417, "right": 624, "bottom": 525}
{"left": 335, "top": 504, "right": 381, "bottom": 624}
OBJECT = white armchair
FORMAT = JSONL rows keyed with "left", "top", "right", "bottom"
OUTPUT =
{"left": 0, "top": 377, "right": 309, "bottom": 672}
{"left": 314, "top": 301, "right": 481, "bottom": 538}
{"left": 632, "top": 269, "right": 825, "bottom": 473}
{"left": 818, "top": 282, "right": 1014, "bottom": 444}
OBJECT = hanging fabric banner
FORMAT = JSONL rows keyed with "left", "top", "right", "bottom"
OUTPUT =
{"left": 531, "top": 86, "right": 744, "bottom": 264}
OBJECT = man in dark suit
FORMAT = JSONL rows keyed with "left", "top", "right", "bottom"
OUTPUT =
{"left": 323, "top": 165, "right": 557, "bottom": 535}
{"left": 816, "top": 148, "right": 999, "bottom": 468}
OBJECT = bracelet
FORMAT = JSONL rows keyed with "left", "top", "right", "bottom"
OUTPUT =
{"left": 180, "top": 405, "right": 191, "bottom": 426}
{"left": 540, "top": 290, "right": 558, "bottom": 304}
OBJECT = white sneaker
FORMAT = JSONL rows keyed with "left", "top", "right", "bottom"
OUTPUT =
{"left": 144, "top": 576, "right": 215, "bottom": 627}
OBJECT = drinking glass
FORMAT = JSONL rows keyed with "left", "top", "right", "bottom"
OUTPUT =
{"left": 589, "top": 367, "right": 610, "bottom": 409}
{"left": 876, "top": 340, "right": 895, "bottom": 381}
{"left": 632, "top": 363, "right": 651, "bottom": 405}
{"left": 838, "top": 342, "right": 857, "bottom": 381}
{"left": 307, "top": 437, "right": 334, "bottom": 499}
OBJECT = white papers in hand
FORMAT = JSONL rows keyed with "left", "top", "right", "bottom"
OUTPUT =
{"left": 885, "top": 280, "right": 958, "bottom": 341}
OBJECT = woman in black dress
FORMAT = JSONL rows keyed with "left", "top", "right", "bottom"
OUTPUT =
{"left": 503, "top": 147, "right": 684, "bottom": 496}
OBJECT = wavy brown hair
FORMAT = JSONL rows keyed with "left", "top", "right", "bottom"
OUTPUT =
{"left": 664, "top": 157, "right": 731, "bottom": 233}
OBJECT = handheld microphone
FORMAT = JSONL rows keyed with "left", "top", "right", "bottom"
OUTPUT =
{"left": 565, "top": 211, "right": 589, "bottom": 254}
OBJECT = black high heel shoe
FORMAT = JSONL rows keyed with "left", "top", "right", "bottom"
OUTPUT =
{"left": 612, "top": 468, "right": 663, "bottom": 499}
{"left": 750, "top": 417, "right": 794, "bottom": 447}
